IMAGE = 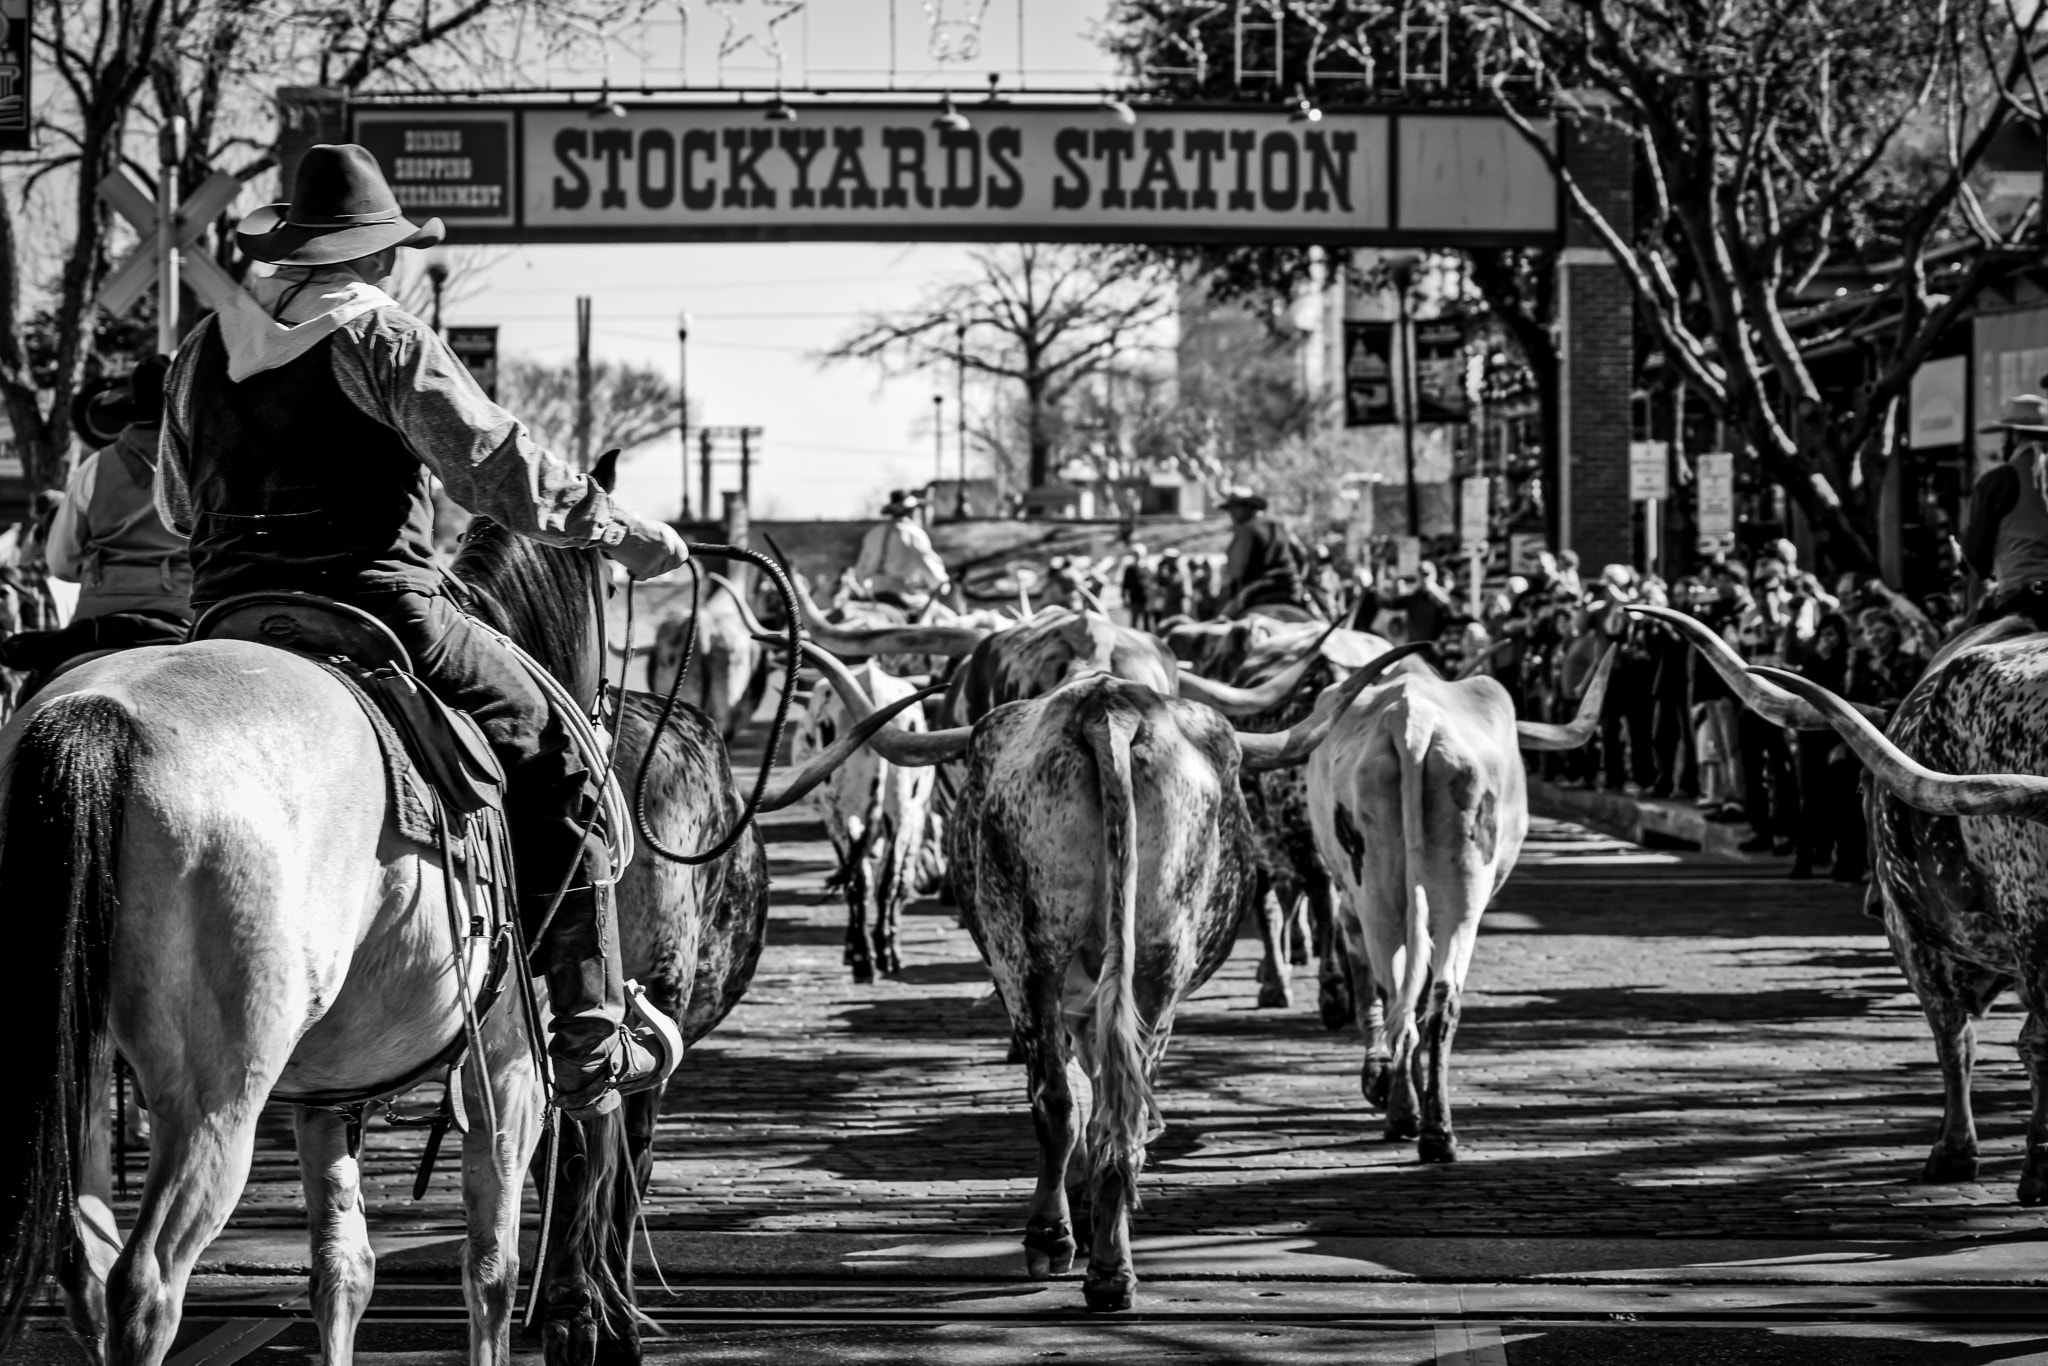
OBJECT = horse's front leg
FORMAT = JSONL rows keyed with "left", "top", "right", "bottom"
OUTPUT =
{"left": 461, "top": 1030, "right": 546, "bottom": 1366}
{"left": 295, "top": 1107, "right": 375, "bottom": 1366}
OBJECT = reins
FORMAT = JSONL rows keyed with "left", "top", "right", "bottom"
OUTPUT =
{"left": 628, "top": 543, "right": 807, "bottom": 865}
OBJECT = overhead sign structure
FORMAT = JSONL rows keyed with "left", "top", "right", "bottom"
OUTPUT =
{"left": 348, "top": 102, "right": 1557, "bottom": 247}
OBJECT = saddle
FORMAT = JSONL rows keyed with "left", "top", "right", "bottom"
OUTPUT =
{"left": 193, "top": 591, "right": 506, "bottom": 833}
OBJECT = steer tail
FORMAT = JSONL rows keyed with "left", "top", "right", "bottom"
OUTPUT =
{"left": 1081, "top": 699, "right": 1157, "bottom": 1204}
{"left": 0, "top": 694, "right": 135, "bottom": 1344}
{"left": 1384, "top": 696, "right": 1436, "bottom": 1074}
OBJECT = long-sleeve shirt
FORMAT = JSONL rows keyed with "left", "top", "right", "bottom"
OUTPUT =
{"left": 160, "top": 268, "right": 655, "bottom": 558}
{"left": 852, "top": 518, "right": 948, "bottom": 599}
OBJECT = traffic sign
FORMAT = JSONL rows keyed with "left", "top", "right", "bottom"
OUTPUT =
{"left": 1628, "top": 441, "right": 1670, "bottom": 501}
{"left": 96, "top": 168, "right": 244, "bottom": 316}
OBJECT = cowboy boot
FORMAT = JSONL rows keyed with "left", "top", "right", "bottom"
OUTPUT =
{"left": 540, "top": 843, "right": 682, "bottom": 1116}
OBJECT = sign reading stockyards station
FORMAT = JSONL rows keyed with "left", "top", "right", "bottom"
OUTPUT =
{"left": 350, "top": 102, "right": 1557, "bottom": 246}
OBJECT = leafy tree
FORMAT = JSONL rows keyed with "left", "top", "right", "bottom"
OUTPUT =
{"left": 821, "top": 244, "right": 1175, "bottom": 490}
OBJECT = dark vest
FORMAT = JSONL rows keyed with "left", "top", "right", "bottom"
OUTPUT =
{"left": 1992, "top": 445, "right": 2048, "bottom": 595}
{"left": 183, "top": 317, "right": 439, "bottom": 607}
{"left": 73, "top": 425, "right": 193, "bottom": 621}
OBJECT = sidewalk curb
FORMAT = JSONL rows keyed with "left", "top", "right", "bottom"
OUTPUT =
{"left": 1528, "top": 779, "right": 1763, "bottom": 858}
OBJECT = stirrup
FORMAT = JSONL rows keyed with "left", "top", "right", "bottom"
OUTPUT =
{"left": 619, "top": 979, "right": 683, "bottom": 1096}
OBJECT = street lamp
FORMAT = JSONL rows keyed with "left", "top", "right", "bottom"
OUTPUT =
{"left": 424, "top": 250, "right": 450, "bottom": 335}
{"left": 678, "top": 308, "right": 692, "bottom": 521}
{"left": 932, "top": 393, "right": 945, "bottom": 505}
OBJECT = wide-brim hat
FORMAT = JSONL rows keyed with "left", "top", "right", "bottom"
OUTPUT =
{"left": 881, "top": 489, "right": 923, "bottom": 515}
{"left": 1982, "top": 393, "right": 2048, "bottom": 434}
{"left": 1218, "top": 485, "right": 1268, "bottom": 511}
{"left": 69, "top": 378, "right": 128, "bottom": 447}
{"left": 236, "top": 143, "right": 445, "bottom": 267}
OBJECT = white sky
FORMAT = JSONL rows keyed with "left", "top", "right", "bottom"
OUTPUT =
{"left": 431, "top": 0, "right": 1123, "bottom": 521}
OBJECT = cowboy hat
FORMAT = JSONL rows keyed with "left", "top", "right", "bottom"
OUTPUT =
{"left": 1981, "top": 394, "right": 2048, "bottom": 434}
{"left": 881, "top": 488, "right": 923, "bottom": 516}
{"left": 68, "top": 355, "right": 170, "bottom": 447}
{"left": 1218, "top": 485, "right": 1268, "bottom": 511}
{"left": 236, "top": 144, "right": 445, "bottom": 267}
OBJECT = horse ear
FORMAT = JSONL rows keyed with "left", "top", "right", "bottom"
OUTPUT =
{"left": 592, "top": 448, "right": 621, "bottom": 493}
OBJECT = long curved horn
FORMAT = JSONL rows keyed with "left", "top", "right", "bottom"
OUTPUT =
{"left": 706, "top": 571, "right": 771, "bottom": 637}
{"left": 1748, "top": 665, "right": 2048, "bottom": 820}
{"left": 785, "top": 572, "right": 989, "bottom": 659}
{"left": 756, "top": 681, "right": 947, "bottom": 811}
{"left": 800, "top": 641, "right": 974, "bottom": 767}
{"left": 1177, "top": 620, "right": 1342, "bottom": 718}
{"left": 1516, "top": 643, "right": 1617, "bottom": 750}
{"left": 1236, "top": 641, "right": 1433, "bottom": 772}
{"left": 1624, "top": 604, "right": 1885, "bottom": 729}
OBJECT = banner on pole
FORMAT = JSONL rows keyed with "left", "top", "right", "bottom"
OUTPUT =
{"left": 0, "top": 0, "right": 29, "bottom": 152}
{"left": 1343, "top": 321, "right": 1397, "bottom": 426}
{"left": 1695, "top": 450, "right": 1735, "bottom": 550}
{"left": 1628, "top": 440, "right": 1670, "bottom": 502}
{"left": 1458, "top": 475, "right": 1490, "bottom": 543}
{"left": 447, "top": 325, "right": 500, "bottom": 400}
{"left": 1413, "top": 319, "right": 1469, "bottom": 422}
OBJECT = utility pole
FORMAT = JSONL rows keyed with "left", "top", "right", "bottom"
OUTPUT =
{"left": 156, "top": 117, "right": 183, "bottom": 355}
{"left": 932, "top": 393, "right": 944, "bottom": 492}
{"left": 699, "top": 427, "right": 714, "bottom": 522}
{"left": 426, "top": 251, "right": 449, "bottom": 335}
{"left": 1393, "top": 260, "right": 1420, "bottom": 538}
{"left": 677, "top": 309, "right": 692, "bottom": 520}
{"left": 955, "top": 321, "right": 969, "bottom": 517}
{"left": 573, "top": 296, "right": 593, "bottom": 470}
{"left": 739, "top": 426, "right": 753, "bottom": 511}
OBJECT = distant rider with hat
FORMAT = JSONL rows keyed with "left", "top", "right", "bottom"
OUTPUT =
{"left": 852, "top": 488, "right": 949, "bottom": 612}
{"left": 1216, "top": 485, "right": 1305, "bottom": 617}
{"left": 1, "top": 356, "right": 191, "bottom": 695}
{"left": 157, "top": 143, "right": 691, "bottom": 1116}
{"left": 1964, "top": 393, "right": 2048, "bottom": 629}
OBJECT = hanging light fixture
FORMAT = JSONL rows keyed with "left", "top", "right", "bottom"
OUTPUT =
{"left": 1101, "top": 90, "right": 1138, "bottom": 126}
{"left": 586, "top": 82, "right": 627, "bottom": 119}
{"left": 764, "top": 93, "right": 798, "bottom": 122}
{"left": 932, "top": 93, "right": 972, "bottom": 133}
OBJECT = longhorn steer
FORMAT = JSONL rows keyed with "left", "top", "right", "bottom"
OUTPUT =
{"left": 1307, "top": 647, "right": 1614, "bottom": 1162}
{"left": 1692, "top": 611, "right": 2048, "bottom": 1200}
{"left": 807, "top": 632, "right": 1429, "bottom": 1312}
{"left": 791, "top": 659, "right": 936, "bottom": 982}
{"left": 643, "top": 575, "right": 770, "bottom": 742}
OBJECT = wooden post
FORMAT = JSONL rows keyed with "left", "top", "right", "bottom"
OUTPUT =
{"left": 573, "top": 296, "right": 592, "bottom": 470}
{"left": 157, "top": 118, "right": 183, "bottom": 355}
{"left": 723, "top": 490, "right": 751, "bottom": 595}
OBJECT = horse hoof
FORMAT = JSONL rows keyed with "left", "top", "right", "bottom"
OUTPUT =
{"left": 1418, "top": 1134, "right": 1459, "bottom": 1164}
{"left": 542, "top": 1316, "right": 599, "bottom": 1366}
{"left": 1921, "top": 1149, "right": 1979, "bottom": 1184}
{"left": 1256, "top": 981, "right": 1292, "bottom": 1009}
{"left": 850, "top": 960, "right": 875, "bottom": 986}
{"left": 1023, "top": 1221, "right": 1076, "bottom": 1278}
{"left": 1082, "top": 1273, "right": 1136, "bottom": 1313}
{"left": 1362, "top": 1060, "right": 1392, "bottom": 1111}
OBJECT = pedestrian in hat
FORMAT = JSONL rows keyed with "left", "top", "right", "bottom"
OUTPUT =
{"left": 1216, "top": 485, "right": 1305, "bottom": 618}
{"left": 157, "top": 142, "right": 691, "bottom": 1115}
{"left": 1963, "top": 393, "right": 2048, "bottom": 629}
{"left": 853, "top": 487, "right": 949, "bottom": 612}
{"left": 0, "top": 356, "right": 191, "bottom": 695}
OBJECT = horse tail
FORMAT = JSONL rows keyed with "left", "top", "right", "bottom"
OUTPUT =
{"left": 1384, "top": 694, "right": 1437, "bottom": 1073}
{"left": 1080, "top": 698, "right": 1157, "bottom": 1204}
{"left": 0, "top": 693, "right": 135, "bottom": 1342}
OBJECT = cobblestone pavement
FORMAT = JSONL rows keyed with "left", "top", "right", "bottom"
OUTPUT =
{"left": 187, "top": 763, "right": 2044, "bottom": 1252}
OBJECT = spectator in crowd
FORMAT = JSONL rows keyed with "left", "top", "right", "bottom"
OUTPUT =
{"left": 852, "top": 488, "right": 949, "bottom": 612}
{"left": 1390, "top": 560, "right": 1457, "bottom": 647}
{"left": 1120, "top": 543, "right": 1154, "bottom": 630}
{"left": 1734, "top": 555, "right": 1801, "bottom": 854}
{"left": 1191, "top": 556, "right": 1221, "bottom": 619}
{"left": 1790, "top": 612, "right": 1862, "bottom": 881}
{"left": 1590, "top": 566, "right": 1657, "bottom": 794}
{"left": 1962, "top": 393, "right": 2048, "bottom": 628}
{"left": 1154, "top": 546, "right": 1191, "bottom": 619}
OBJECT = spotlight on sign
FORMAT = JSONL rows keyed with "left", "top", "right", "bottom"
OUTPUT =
{"left": 1288, "top": 87, "right": 1322, "bottom": 123}
{"left": 932, "top": 93, "right": 972, "bottom": 133}
{"left": 1101, "top": 92, "right": 1138, "bottom": 126}
{"left": 764, "top": 94, "right": 798, "bottom": 122}
{"left": 586, "top": 85, "right": 628, "bottom": 120}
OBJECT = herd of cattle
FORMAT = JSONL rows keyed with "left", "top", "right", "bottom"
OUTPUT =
{"left": 635, "top": 562, "right": 2048, "bottom": 1317}
{"left": 646, "top": 564, "right": 1616, "bottom": 1311}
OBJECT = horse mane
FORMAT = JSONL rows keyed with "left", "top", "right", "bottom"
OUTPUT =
{"left": 449, "top": 518, "right": 602, "bottom": 702}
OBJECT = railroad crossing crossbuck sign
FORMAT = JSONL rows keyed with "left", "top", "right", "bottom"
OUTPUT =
{"left": 95, "top": 167, "right": 244, "bottom": 315}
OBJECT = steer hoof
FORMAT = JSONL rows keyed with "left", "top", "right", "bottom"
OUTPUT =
{"left": 1921, "top": 1148, "right": 1980, "bottom": 1184}
{"left": 848, "top": 957, "right": 875, "bottom": 986}
{"left": 1082, "top": 1272, "right": 1137, "bottom": 1313}
{"left": 1023, "top": 1221, "right": 1076, "bottom": 1279}
{"left": 1382, "top": 1114, "right": 1419, "bottom": 1142}
{"left": 1318, "top": 981, "right": 1353, "bottom": 1032}
{"left": 2019, "top": 1166, "right": 2048, "bottom": 1207}
{"left": 542, "top": 1313, "right": 599, "bottom": 1366}
{"left": 1362, "top": 1059, "right": 1393, "bottom": 1111}
{"left": 1256, "top": 980, "right": 1292, "bottom": 1010}
{"left": 1418, "top": 1133, "right": 1459, "bottom": 1164}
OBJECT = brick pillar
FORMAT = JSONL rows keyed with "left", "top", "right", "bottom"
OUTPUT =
{"left": 1556, "top": 110, "right": 1636, "bottom": 572}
